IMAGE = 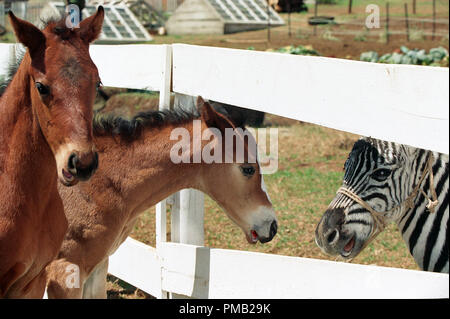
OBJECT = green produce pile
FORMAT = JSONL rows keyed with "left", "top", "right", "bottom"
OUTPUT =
{"left": 360, "top": 46, "right": 449, "bottom": 67}
{"left": 263, "top": 45, "right": 321, "bottom": 56}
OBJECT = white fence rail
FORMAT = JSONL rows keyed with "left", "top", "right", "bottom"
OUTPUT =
{"left": 0, "top": 43, "right": 448, "bottom": 298}
{"left": 111, "top": 238, "right": 449, "bottom": 299}
{"left": 172, "top": 44, "right": 449, "bottom": 154}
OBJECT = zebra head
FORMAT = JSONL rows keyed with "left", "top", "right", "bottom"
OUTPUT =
{"left": 315, "top": 137, "right": 419, "bottom": 260}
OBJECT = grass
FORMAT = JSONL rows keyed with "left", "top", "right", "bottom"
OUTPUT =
{"left": 129, "top": 120, "right": 419, "bottom": 271}
{"left": 106, "top": 275, "right": 153, "bottom": 299}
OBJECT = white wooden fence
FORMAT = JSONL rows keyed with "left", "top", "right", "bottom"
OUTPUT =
{"left": 0, "top": 43, "right": 448, "bottom": 298}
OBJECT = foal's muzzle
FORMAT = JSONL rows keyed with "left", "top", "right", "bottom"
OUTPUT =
{"left": 67, "top": 151, "right": 99, "bottom": 181}
{"left": 246, "top": 208, "right": 278, "bottom": 244}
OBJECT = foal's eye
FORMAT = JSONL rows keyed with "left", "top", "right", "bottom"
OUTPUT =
{"left": 371, "top": 168, "right": 392, "bottom": 181}
{"left": 96, "top": 81, "right": 102, "bottom": 91}
{"left": 35, "top": 82, "right": 50, "bottom": 96}
{"left": 240, "top": 165, "right": 256, "bottom": 177}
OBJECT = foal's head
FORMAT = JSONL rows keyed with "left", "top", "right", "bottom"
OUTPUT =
{"left": 8, "top": 8, "right": 104, "bottom": 186}
{"left": 197, "top": 98, "right": 277, "bottom": 244}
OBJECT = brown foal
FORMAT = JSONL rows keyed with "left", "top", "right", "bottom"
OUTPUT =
{"left": 46, "top": 98, "right": 277, "bottom": 298}
{"left": 0, "top": 9, "right": 104, "bottom": 298}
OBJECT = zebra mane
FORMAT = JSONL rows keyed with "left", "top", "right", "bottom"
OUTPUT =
{"left": 348, "top": 137, "right": 415, "bottom": 167}
{"left": 366, "top": 137, "right": 406, "bottom": 162}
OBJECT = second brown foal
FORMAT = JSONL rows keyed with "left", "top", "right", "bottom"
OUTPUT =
{"left": 46, "top": 98, "right": 277, "bottom": 298}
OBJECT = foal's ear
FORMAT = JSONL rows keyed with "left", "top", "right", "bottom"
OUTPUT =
{"left": 198, "top": 96, "right": 236, "bottom": 134}
{"left": 79, "top": 6, "right": 104, "bottom": 43}
{"left": 8, "top": 12, "right": 45, "bottom": 55}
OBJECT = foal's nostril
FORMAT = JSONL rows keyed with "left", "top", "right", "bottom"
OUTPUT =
{"left": 327, "top": 229, "right": 339, "bottom": 245}
{"left": 269, "top": 220, "right": 277, "bottom": 239}
{"left": 68, "top": 153, "right": 78, "bottom": 173}
{"left": 73, "top": 151, "right": 99, "bottom": 181}
{"left": 257, "top": 220, "right": 278, "bottom": 244}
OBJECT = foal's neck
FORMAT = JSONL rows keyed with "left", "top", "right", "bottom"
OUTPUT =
{"left": 97, "top": 120, "right": 204, "bottom": 215}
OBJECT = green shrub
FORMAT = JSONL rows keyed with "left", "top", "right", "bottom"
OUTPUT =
{"left": 360, "top": 46, "right": 449, "bottom": 67}
{"left": 273, "top": 45, "right": 321, "bottom": 56}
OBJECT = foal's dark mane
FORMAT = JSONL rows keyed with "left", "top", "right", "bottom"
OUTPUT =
{"left": 93, "top": 108, "right": 199, "bottom": 142}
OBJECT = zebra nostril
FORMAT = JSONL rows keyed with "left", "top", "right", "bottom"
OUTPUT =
{"left": 327, "top": 229, "right": 339, "bottom": 245}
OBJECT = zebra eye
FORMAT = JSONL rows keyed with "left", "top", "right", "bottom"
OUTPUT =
{"left": 240, "top": 165, "right": 256, "bottom": 177}
{"left": 371, "top": 168, "right": 392, "bottom": 181}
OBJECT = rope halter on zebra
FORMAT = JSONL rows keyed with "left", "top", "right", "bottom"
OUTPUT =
{"left": 334, "top": 152, "right": 439, "bottom": 259}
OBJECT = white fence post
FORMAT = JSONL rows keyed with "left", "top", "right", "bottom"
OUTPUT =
{"left": 172, "top": 93, "right": 205, "bottom": 246}
{"left": 158, "top": 45, "right": 172, "bottom": 110}
{"left": 170, "top": 192, "right": 181, "bottom": 243}
{"left": 156, "top": 44, "right": 172, "bottom": 299}
{"left": 179, "top": 189, "right": 204, "bottom": 245}
{"left": 165, "top": 93, "right": 205, "bottom": 299}
{"left": 156, "top": 44, "right": 172, "bottom": 248}
{"left": 156, "top": 46, "right": 205, "bottom": 298}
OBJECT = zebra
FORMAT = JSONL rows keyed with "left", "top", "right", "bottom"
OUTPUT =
{"left": 315, "top": 137, "right": 449, "bottom": 273}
